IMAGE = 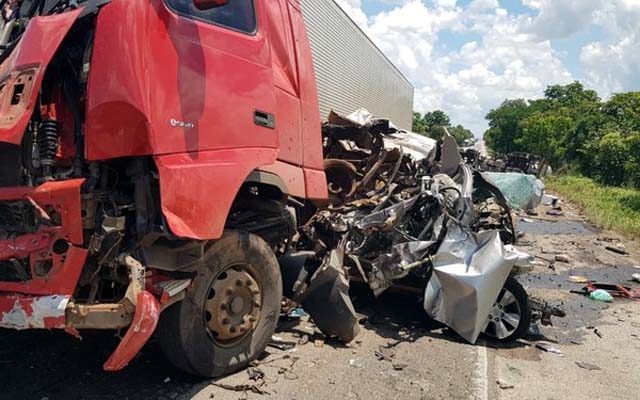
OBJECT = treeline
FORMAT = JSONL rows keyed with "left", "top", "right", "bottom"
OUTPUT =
{"left": 484, "top": 82, "right": 640, "bottom": 188}
{"left": 412, "top": 110, "right": 474, "bottom": 146}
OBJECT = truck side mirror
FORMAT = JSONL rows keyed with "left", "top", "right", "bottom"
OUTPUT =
{"left": 193, "top": 0, "right": 228, "bottom": 11}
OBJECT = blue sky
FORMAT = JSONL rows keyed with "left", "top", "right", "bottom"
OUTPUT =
{"left": 335, "top": 0, "right": 640, "bottom": 135}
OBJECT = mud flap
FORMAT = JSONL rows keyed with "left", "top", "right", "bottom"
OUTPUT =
{"left": 103, "top": 291, "right": 160, "bottom": 371}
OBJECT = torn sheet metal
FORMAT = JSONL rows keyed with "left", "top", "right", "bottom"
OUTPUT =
{"left": 423, "top": 224, "right": 531, "bottom": 343}
{"left": 292, "top": 109, "right": 534, "bottom": 343}
{"left": 299, "top": 248, "right": 360, "bottom": 343}
{"left": 0, "top": 294, "right": 70, "bottom": 330}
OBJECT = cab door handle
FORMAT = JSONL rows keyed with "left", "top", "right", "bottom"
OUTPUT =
{"left": 253, "top": 110, "right": 275, "bottom": 129}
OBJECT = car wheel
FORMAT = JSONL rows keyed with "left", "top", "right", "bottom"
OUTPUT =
{"left": 482, "top": 276, "right": 531, "bottom": 342}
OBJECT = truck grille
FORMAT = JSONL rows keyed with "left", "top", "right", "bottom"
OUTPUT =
{"left": 0, "top": 142, "right": 22, "bottom": 187}
{"left": 0, "top": 200, "right": 39, "bottom": 240}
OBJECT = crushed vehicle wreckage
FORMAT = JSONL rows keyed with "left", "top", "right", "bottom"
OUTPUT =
{"left": 282, "top": 110, "right": 560, "bottom": 344}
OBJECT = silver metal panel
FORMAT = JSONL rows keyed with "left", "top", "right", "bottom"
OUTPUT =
{"left": 301, "top": 0, "right": 414, "bottom": 130}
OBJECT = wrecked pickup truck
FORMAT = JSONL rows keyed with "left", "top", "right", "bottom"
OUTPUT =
{"left": 282, "top": 110, "right": 540, "bottom": 344}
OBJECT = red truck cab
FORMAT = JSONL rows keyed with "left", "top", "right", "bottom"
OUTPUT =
{"left": 0, "top": 0, "right": 327, "bottom": 376}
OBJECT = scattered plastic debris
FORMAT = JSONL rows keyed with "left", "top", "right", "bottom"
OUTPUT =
{"left": 589, "top": 289, "right": 614, "bottom": 303}
{"left": 568, "top": 275, "right": 589, "bottom": 283}
{"left": 542, "top": 194, "right": 559, "bottom": 206}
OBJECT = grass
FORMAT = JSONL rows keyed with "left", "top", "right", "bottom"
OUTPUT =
{"left": 544, "top": 175, "right": 640, "bottom": 238}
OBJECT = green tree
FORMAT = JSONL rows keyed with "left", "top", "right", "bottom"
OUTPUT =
{"left": 448, "top": 125, "right": 474, "bottom": 146}
{"left": 423, "top": 110, "right": 450, "bottom": 132}
{"left": 544, "top": 81, "right": 600, "bottom": 106}
{"left": 484, "top": 99, "right": 530, "bottom": 155}
{"left": 602, "top": 92, "right": 640, "bottom": 134}
{"left": 517, "top": 114, "right": 572, "bottom": 168}
{"left": 412, "top": 111, "right": 427, "bottom": 134}
{"left": 595, "top": 132, "right": 629, "bottom": 186}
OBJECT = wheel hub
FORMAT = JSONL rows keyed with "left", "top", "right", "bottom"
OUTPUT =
{"left": 205, "top": 266, "right": 262, "bottom": 343}
{"left": 483, "top": 288, "right": 521, "bottom": 340}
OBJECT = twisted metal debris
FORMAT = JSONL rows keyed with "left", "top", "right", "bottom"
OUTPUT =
{"left": 284, "top": 110, "right": 536, "bottom": 344}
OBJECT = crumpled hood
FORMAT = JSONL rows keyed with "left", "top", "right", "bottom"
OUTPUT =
{"left": 0, "top": 9, "right": 82, "bottom": 145}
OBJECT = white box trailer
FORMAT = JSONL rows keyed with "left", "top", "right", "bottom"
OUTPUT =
{"left": 301, "top": 0, "right": 415, "bottom": 130}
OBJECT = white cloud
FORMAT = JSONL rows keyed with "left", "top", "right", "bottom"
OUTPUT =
{"left": 333, "top": 0, "right": 636, "bottom": 135}
{"left": 581, "top": 0, "right": 640, "bottom": 95}
{"left": 334, "top": 0, "right": 369, "bottom": 29}
{"left": 468, "top": 0, "right": 498, "bottom": 11}
{"left": 523, "top": 0, "right": 603, "bottom": 40}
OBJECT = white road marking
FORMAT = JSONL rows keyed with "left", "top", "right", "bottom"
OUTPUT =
{"left": 473, "top": 343, "right": 489, "bottom": 400}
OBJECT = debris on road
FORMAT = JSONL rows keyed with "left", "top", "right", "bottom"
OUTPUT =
{"left": 530, "top": 298, "right": 566, "bottom": 326}
{"left": 632, "top": 273, "right": 640, "bottom": 283}
{"left": 575, "top": 362, "right": 601, "bottom": 371}
{"left": 211, "top": 367, "right": 269, "bottom": 397}
{"left": 546, "top": 209, "right": 564, "bottom": 217}
{"left": 268, "top": 337, "right": 297, "bottom": 351}
{"left": 604, "top": 244, "right": 628, "bottom": 255}
{"left": 568, "top": 276, "right": 589, "bottom": 284}
{"left": 496, "top": 380, "right": 515, "bottom": 390}
{"left": 535, "top": 341, "right": 564, "bottom": 356}
{"left": 541, "top": 194, "right": 559, "bottom": 206}
{"left": 589, "top": 289, "right": 614, "bottom": 303}
{"left": 572, "top": 283, "right": 640, "bottom": 301}
{"left": 555, "top": 254, "right": 570, "bottom": 263}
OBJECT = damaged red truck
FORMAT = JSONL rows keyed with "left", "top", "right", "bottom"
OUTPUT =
{"left": 0, "top": 0, "right": 329, "bottom": 376}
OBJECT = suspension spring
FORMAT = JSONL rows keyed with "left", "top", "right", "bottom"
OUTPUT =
{"left": 38, "top": 119, "right": 59, "bottom": 167}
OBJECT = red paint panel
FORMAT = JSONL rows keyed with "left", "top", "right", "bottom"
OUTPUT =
{"left": 85, "top": 0, "right": 153, "bottom": 160}
{"left": 287, "top": 2, "right": 324, "bottom": 173}
{"left": 304, "top": 167, "right": 329, "bottom": 202}
{"left": 0, "top": 180, "right": 87, "bottom": 296}
{"left": 86, "top": 0, "right": 278, "bottom": 160}
{"left": 147, "top": 0, "right": 277, "bottom": 155}
{"left": 260, "top": 160, "right": 306, "bottom": 198}
{"left": 274, "top": 89, "right": 303, "bottom": 165}
{"left": 0, "top": 232, "right": 53, "bottom": 260}
{"left": 155, "top": 147, "right": 277, "bottom": 239}
{"left": 0, "top": 9, "right": 82, "bottom": 145}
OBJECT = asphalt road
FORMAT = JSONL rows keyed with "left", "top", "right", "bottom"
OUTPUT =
{"left": 1, "top": 199, "right": 639, "bottom": 400}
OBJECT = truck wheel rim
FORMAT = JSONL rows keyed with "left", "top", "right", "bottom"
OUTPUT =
{"left": 204, "top": 264, "right": 262, "bottom": 346}
{"left": 483, "top": 288, "right": 521, "bottom": 339}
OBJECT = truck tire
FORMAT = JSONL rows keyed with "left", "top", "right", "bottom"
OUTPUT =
{"left": 158, "top": 231, "right": 282, "bottom": 377}
{"left": 482, "top": 276, "right": 531, "bottom": 342}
